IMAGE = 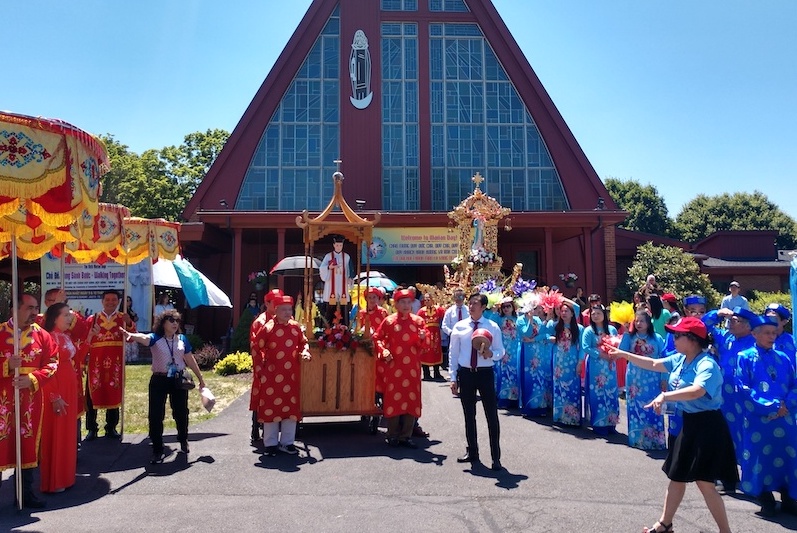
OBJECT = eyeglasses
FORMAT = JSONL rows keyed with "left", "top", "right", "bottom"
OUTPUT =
{"left": 164, "top": 316, "right": 179, "bottom": 323}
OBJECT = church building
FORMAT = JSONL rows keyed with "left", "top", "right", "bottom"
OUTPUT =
{"left": 181, "top": 0, "right": 626, "bottom": 338}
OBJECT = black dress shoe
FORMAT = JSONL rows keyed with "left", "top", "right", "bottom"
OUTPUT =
{"left": 491, "top": 461, "right": 503, "bottom": 471}
{"left": 150, "top": 450, "right": 166, "bottom": 464}
{"left": 457, "top": 452, "right": 479, "bottom": 463}
{"left": 84, "top": 430, "right": 98, "bottom": 441}
{"left": 781, "top": 496, "right": 797, "bottom": 516}
{"left": 106, "top": 428, "right": 121, "bottom": 439}
{"left": 179, "top": 441, "right": 189, "bottom": 454}
{"left": 386, "top": 437, "right": 399, "bottom": 447}
{"left": 399, "top": 439, "right": 418, "bottom": 449}
{"left": 16, "top": 493, "right": 46, "bottom": 509}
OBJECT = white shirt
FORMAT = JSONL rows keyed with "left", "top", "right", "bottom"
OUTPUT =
{"left": 448, "top": 316, "right": 504, "bottom": 382}
{"left": 441, "top": 303, "right": 469, "bottom": 346}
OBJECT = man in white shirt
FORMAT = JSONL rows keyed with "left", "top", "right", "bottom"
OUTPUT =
{"left": 441, "top": 288, "right": 469, "bottom": 372}
{"left": 720, "top": 281, "right": 749, "bottom": 311}
{"left": 449, "top": 292, "right": 505, "bottom": 471}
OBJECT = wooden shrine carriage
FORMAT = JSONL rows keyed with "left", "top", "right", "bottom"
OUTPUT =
{"left": 295, "top": 168, "right": 382, "bottom": 417}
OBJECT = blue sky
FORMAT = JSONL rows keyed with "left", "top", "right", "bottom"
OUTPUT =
{"left": 5, "top": 1, "right": 796, "bottom": 219}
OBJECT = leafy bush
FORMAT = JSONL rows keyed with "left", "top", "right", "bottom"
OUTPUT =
{"left": 193, "top": 343, "right": 222, "bottom": 370}
{"left": 185, "top": 333, "right": 205, "bottom": 353}
{"left": 230, "top": 311, "right": 254, "bottom": 354}
{"left": 625, "top": 242, "right": 722, "bottom": 308}
{"left": 749, "top": 290, "right": 793, "bottom": 332}
{"left": 213, "top": 351, "right": 253, "bottom": 376}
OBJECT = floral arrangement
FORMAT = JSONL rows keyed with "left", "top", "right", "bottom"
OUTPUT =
{"left": 247, "top": 270, "right": 269, "bottom": 285}
{"left": 540, "top": 290, "right": 564, "bottom": 313}
{"left": 559, "top": 272, "right": 578, "bottom": 283}
{"left": 314, "top": 323, "right": 359, "bottom": 352}
{"left": 469, "top": 248, "right": 496, "bottom": 267}
{"left": 511, "top": 277, "right": 537, "bottom": 296}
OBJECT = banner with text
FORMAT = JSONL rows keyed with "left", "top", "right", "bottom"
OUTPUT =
{"left": 362, "top": 227, "right": 459, "bottom": 265}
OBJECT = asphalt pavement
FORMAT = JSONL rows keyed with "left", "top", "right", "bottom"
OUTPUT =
{"left": 0, "top": 377, "right": 794, "bottom": 532}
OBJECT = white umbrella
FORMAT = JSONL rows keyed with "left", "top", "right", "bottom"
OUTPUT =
{"left": 151, "top": 255, "right": 232, "bottom": 307}
{"left": 270, "top": 255, "right": 321, "bottom": 276}
{"left": 355, "top": 271, "right": 388, "bottom": 280}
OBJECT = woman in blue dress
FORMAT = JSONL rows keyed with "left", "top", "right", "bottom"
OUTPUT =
{"left": 620, "top": 309, "right": 666, "bottom": 449}
{"left": 518, "top": 300, "right": 551, "bottom": 417}
{"left": 494, "top": 297, "right": 520, "bottom": 409}
{"left": 736, "top": 315, "right": 797, "bottom": 517}
{"left": 549, "top": 301, "right": 583, "bottom": 426}
{"left": 609, "top": 316, "right": 735, "bottom": 533}
{"left": 581, "top": 304, "right": 619, "bottom": 435}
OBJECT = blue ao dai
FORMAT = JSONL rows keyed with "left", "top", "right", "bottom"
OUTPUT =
{"left": 715, "top": 329, "right": 756, "bottom": 462}
{"left": 549, "top": 320, "right": 583, "bottom": 426}
{"left": 620, "top": 332, "right": 667, "bottom": 450}
{"left": 517, "top": 315, "right": 551, "bottom": 415}
{"left": 736, "top": 345, "right": 797, "bottom": 498}
{"left": 495, "top": 314, "right": 520, "bottom": 408}
{"left": 581, "top": 324, "right": 619, "bottom": 430}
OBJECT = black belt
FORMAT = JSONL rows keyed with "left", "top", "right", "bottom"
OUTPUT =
{"left": 152, "top": 372, "right": 168, "bottom": 376}
{"left": 467, "top": 366, "right": 493, "bottom": 372}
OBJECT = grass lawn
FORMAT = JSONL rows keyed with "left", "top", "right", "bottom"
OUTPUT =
{"left": 122, "top": 364, "right": 252, "bottom": 435}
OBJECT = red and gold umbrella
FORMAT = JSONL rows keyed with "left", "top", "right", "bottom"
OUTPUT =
{"left": 0, "top": 111, "right": 108, "bottom": 508}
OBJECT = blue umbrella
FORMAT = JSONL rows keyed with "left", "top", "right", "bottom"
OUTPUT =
{"left": 357, "top": 276, "right": 398, "bottom": 291}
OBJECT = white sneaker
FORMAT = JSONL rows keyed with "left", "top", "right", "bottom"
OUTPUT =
{"left": 278, "top": 443, "right": 298, "bottom": 455}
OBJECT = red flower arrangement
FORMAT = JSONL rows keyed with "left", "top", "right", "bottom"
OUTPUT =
{"left": 313, "top": 309, "right": 360, "bottom": 352}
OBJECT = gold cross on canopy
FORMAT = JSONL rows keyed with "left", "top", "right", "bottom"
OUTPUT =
{"left": 472, "top": 172, "right": 484, "bottom": 190}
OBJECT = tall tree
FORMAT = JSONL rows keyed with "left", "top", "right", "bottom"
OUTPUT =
{"left": 604, "top": 177, "right": 672, "bottom": 236}
{"left": 674, "top": 191, "right": 797, "bottom": 249}
{"left": 626, "top": 242, "right": 721, "bottom": 309}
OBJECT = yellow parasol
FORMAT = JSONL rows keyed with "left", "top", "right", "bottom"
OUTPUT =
{"left": 0, "top": 111, "right": 107, "bottom": 509}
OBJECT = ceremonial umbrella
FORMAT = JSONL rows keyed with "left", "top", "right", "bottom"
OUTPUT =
{"left": 357, "top": 276, "right": 398, "bottom": 291}
{"left": 270, "top": 255, "right": 321, "bottom": 277}
{"left": 0, "top": 111, "right": 107, "bottom": 508}
{"left": 152, "top": 254, "right": 232, "bottom": 308}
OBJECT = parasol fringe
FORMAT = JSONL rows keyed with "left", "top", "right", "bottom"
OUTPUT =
{"left": 26, "top": 199, "right": 90, "bottom": 229}
{"left": 0, "top": 166, "right": 69, "bottom": 203}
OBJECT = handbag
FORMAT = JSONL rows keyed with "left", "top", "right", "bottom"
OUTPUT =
{"left": 176, "top": 370, "right": 196, "bottom": 390}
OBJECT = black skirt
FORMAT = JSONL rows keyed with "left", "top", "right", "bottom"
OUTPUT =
{"left": 662, "top": 409, "right": 738, "bottom": 483}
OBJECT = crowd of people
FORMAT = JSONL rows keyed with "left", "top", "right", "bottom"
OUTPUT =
{"left": 0, "top": 287, "right": 206, "bottom": 509}
{"left": 247, "top": 273, "right": 796, "bottom": 532}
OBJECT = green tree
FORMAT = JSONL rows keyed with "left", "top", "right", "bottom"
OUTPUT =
{"left": 604, "top": 177, "right": 673, "bottom": 236}
{"left": 626, "top": 242, "right": 722, "bottom": 308}
{"left": 673, "top": 191, "right": 797, "bottom": 249}
{"left": 99, "top": 129, "right": 229, "bottom": 220}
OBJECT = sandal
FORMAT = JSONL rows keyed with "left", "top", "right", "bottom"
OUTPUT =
{"left": 643, "top": 522, "right": 673, "bottom": 533}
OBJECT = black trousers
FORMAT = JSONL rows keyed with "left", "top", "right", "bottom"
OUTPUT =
{"left": 148, "top": 374, "right": 189, "bottom": 453}
{"left": 457, "top": 367, "right": 501, "bottom": 463}
{"left": 85, "top": 383, "right": 120, "bottom": 433}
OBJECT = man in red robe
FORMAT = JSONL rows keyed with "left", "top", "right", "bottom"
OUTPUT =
{"left": 0, "top": 292, "right": 58, "bottom": 508}
{"left": 418, "top": 292, "right": 445, "bottom": 381}
{"left": 372, "top": 289, "right": 429, "bottom": 448}
{"left": 249, "top": 288, "right": 284, "bottom": 446}
{"left": 251, "top": 295, "right": 310, "bottom": 456}
{"left": 84, "top": 290, "right": 135, "bottom": 440}
{"left": 356, "top": 287, "right": 389, "bottom": 395}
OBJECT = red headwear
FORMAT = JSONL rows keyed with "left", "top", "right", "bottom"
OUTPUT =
{"left": 393, "top": 289, "right": 414, "bottom": 302}
{"left": 366, "top": 287, "right": 384, "bottom": 299}
{"left": 275, "top": 295, "right": 294, "bottom": 307}
{"left": 264, "top": 288, "right": 285, "bottom": 304}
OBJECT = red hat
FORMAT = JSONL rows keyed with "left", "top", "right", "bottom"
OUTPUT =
{"left": 275, "top": 295, "right": 294, "bottom": 307}
{"left": 665, "top": 316, "right": 707, "bottom": 340}
{"left": 661, "top": 293, "right": 677, "bottom": 304}
{"left": 264, "top": 288, "right": 284, "bottom": 304}
{"left": 393, "top": 289, "right": 414, "bottom": 302}
{"left": 366, "top": 287, "right": 384, "bottom": 299}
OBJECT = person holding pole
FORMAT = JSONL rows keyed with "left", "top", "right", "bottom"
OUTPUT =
{"left": 0, "top": 293, "right": 59, "bottom": 509}
{"left": 84, "top": 290, "right": 135, "bottom": 440}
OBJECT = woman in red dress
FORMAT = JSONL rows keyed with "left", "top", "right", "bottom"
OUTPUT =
{"left": 40, "top": 303, "right": 90, "bottom": 493}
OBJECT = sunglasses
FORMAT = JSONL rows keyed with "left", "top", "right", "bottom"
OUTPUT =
{"left": 164, "top": 316, "right": 179, "bottom": 323}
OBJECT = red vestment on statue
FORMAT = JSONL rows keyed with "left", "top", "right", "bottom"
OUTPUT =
{"left": 372, "top": 313, "right": 429, "bottom": 418}
{"left": 40, "top": 331, "right": 84, "bottom": 492}
{"left": 417, "top": 305, "right": 445, "bottom": 366}
{"left": 250, "top": 316, "right": 307, "bottom": 423}
{"left": 85, "top": 311, "right": 133, "bottom": 409}
{"left": 357, "top": 306, "right": 389, "bottom": 393}
{"left": 0, "top": 321, "right": 58, "bottom": 470}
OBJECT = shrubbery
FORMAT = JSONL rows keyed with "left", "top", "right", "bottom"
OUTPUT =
{"left": 213, "top": 351, "right": 253, "bottom": 376}
{"left": 185, "top": 333, "right": 205, "bottom": 353}
{"left": 193, "top": 343, "right": 222, "bottom": 370}
{"left": 748, "top": 290, "right": 793, "bottom": 331}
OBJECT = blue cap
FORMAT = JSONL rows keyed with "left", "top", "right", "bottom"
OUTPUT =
{"left": 765, "top": 303, "right": 791, "bottom": 321}
{"left": 751, "top": 314, "right": 778, "bottom": 330}
{"left": 733, "top": 307, "right": 758, "bottom": 324}
{"left": 684, "top": 295, "right": 706, "bottom": 306}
